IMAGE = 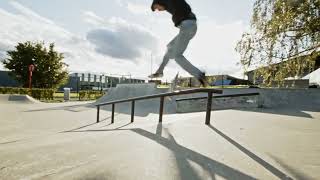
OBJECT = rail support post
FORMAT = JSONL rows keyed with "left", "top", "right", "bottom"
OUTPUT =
{"left": 97, "top": 106, "right": 100, "bottom": 123}
{"left": 111, "top": 104, "right": 115, "bottom": 124}
{"left": 205, "top": 92, "right": 213, "bottom": 125}
{"left": 159, "top": 96, "right": 165, "bottom": 123}
{"left": 131, "top": 101, "right": 135, "bottom": 123}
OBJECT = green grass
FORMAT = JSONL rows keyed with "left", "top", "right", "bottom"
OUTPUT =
{"left": 51, "top": 92, "right": 104, "bottom": 102}
{"left": 51, "top": 92, "right": 80, "bottom": 102}
{"left": 53, "top": 92, "right": 79, "bottom": 98}
{"left": 157, "top": 85, "right": 170, "bottom": 88}
{"left": 42, "top": 92, "right": 88, "bottom": 103}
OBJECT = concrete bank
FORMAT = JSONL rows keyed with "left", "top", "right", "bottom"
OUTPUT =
{"left": 176, "top": 88, "right": 320, "bottom": 113}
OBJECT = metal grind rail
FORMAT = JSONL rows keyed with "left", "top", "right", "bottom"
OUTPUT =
{"left": 95, "top": 88, "right": 223, "bottom": 125}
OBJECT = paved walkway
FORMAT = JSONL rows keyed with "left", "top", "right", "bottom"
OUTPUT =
{"left": 0, "top": 102, "right": 319, "bottom": 179}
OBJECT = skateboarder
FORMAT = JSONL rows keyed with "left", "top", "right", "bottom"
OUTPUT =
{"left": 149, "top": 0, "right": 208, "bottom": 87}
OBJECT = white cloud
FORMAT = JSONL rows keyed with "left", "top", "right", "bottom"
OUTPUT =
{"left": 0, "top": 2, "right": 159, "bottom": 79}
{"left": 83, "top": 11, "right": 159, "bottom": 60}
{"left": 0, "top": 1, "right": 248, "bottom": 81}
{"left": 116, "top": 0, "right": 150, "bottom": 15}
{"left": 126, "top": 2, "right": 150, "bottom": 15}
{"left": 82, "top": 11, "right": 106, "bottom": 26}
{"left": 9, "top": 1, "right": 55, "bottom": 25}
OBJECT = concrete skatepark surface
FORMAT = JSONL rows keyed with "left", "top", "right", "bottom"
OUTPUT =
{"left": 1, "top": 86, "right": 320, "bottom": 179}
{"left": 0, "top": 94, "right": 40, "bottom": 104}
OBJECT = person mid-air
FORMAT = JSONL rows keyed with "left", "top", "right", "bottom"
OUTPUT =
{"left": 149, "top": 0, "right": 208, "bottom": 86}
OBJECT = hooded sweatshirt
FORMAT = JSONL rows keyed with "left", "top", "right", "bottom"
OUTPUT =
{"left": 151, "top": 0, "right": 196, "bottom": 27}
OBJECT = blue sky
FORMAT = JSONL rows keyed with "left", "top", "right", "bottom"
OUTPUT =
{"left": 0, "top": 0, "right": 255, "bottom": 80}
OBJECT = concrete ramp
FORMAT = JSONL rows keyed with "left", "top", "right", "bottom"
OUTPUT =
{"left": 0, "top": 94, "right": 40, "bottom": 104}
{"left": 258, "top": 89, "right": 320, "bottom": 109}
{"left": 96, "top": 83, "right": 177, "bottom": 116}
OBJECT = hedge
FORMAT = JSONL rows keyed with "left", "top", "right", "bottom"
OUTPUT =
{"left": 0, "top": 87, "right": 54, "bottom": 100}
{"left": 79, "top": 91, "right": 104, "bottom": 101}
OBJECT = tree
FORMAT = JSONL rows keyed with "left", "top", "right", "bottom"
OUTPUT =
{"left": 2, "top": 41, "right": 69, "bottom": 89}
{"left": 236, "top": 0, "right": 320, "bottom": 85}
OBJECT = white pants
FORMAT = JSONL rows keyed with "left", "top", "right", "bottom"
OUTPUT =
{"left": 156, "top": 20, "right": 202, "bottom": 79}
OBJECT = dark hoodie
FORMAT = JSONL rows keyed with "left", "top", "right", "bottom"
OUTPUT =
{"left": 151, "top": 0, "right": 196, "bottom": 27}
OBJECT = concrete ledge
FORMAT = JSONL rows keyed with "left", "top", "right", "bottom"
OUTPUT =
{"left": 177, "top": 95, "right": 258, "bottom": 113}
{"left": 176, "top": 89, "right": 320, "bottom": 113}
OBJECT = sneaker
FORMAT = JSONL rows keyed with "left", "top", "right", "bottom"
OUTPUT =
{"left": 148, "top": 72, "right": 164, "bottom": 78}
{"left": 198, "top": 73, "right": 209, "bottom": 87}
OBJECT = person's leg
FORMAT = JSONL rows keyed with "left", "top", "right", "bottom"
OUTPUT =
{"left": 154, "top": 36, "right": 178, "bottom": 74}
{"left": 154, "top": 54, "right": 170, "bottom": 76}
{"left": 175, "top": 55, "right": 203, "bottom": 78}
{"left": 150, "top": 20, "right": 207, "bottom": 85}
{"left": 172, "top": 20, "right": 203, "bottom": 79}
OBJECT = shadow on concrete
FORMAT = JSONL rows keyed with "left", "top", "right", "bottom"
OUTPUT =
{"left": 62, "top": 120, "right": 110, "bottom": 133}
{"left": 267, "top": 154, "right": 313, "bottom": 180}
{"left": 132, "top": 127, "right": 257, "bottom": 180}
{"left": 234, "top": 107, "right": 318, "bottom": 119}
{"left": 23, "top": 101, "right": 317, "bottom": 121}
{"left": 156, "top": 123, "right": 202, "bottom": 180}
{"left": 208, "top": 125, "right": 293, "bottom": 180}
{"left": 61, "top": 114, "right": 122, "bottom": 133}
{"left": 23, "top": 99, "right": 175, "bottom": 118}
{"left": 98, "top": 98, "right": 177, "bottom": 117}
{"left": 0, "top": 140, "right": 22, "bottom": 145}
{"left": 115, "top": 122, "right": 132, "bottom": 129}
{"left": 64, "top": 125, "right": 257, "bottom": 179}
{"left": 62, "top": 120, "right": 132, "bottom": 133}
{"left": 156, "top": 123, "right": 162, "bottom": 136}
{"left": 24, "top": 103, "right": 95, "bottom": 113}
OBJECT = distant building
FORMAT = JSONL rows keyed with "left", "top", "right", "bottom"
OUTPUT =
{"left": 59, "top": 73, "right": 146, "bottom": 91}
{"left": 0, "top": 71, "right": 145, "bottom": 90}
{"left": 0, "top": 71, "right": 21, "bottom": 87}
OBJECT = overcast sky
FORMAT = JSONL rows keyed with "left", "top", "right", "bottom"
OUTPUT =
{"left": 0, "top": 0, "right": 255, "bottom": 80}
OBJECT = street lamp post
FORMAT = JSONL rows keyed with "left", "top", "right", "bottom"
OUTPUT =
{"left": 222, "top": 75, "right": 224, "bottom": 89}
{"left": 100, "top": 74, "right": 104, "bottom": 93}
{"left": 28, "top": 64, "right": 35, "bottom": 89}
{"left": 77, "top": 74, "right": 80, "bottom": 101}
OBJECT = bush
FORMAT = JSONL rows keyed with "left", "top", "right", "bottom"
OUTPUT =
{"left": 79, "top": 90, "right": 104, "bottom": 101}
{"left": 0, "top": 87, "right": 54, "bottom": 100}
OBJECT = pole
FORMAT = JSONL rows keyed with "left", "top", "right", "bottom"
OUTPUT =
{"left": 159, "top": 96, "right": 164, "bottom": 123}
{"left": 97, "top": 106, "right": 100, "bottom": 123}
{"left": 150, "top": 53, "right": 153, "bottom": 77}
{"left": 29, "top": 72, "right": 32, "bottom": 89}
{"left": 131, "top": 101, "right": 135, "bottom": 123}
{"left": 77, "top": 76, "right": 80, "bottom": 101}
{"left": 100, "top": 75, "right": 103, "bottom": 93}
{"left": 111, "top": 104, "right": 115, "bottom": 124}
{"left": 28, "top": 64, "right": 34, "bottom": 90}
{"left": 205, "top": 92, "right": 213, "bottom": 125}
{"left": 222, "top": 75, "right": 224, "bottom": 89}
